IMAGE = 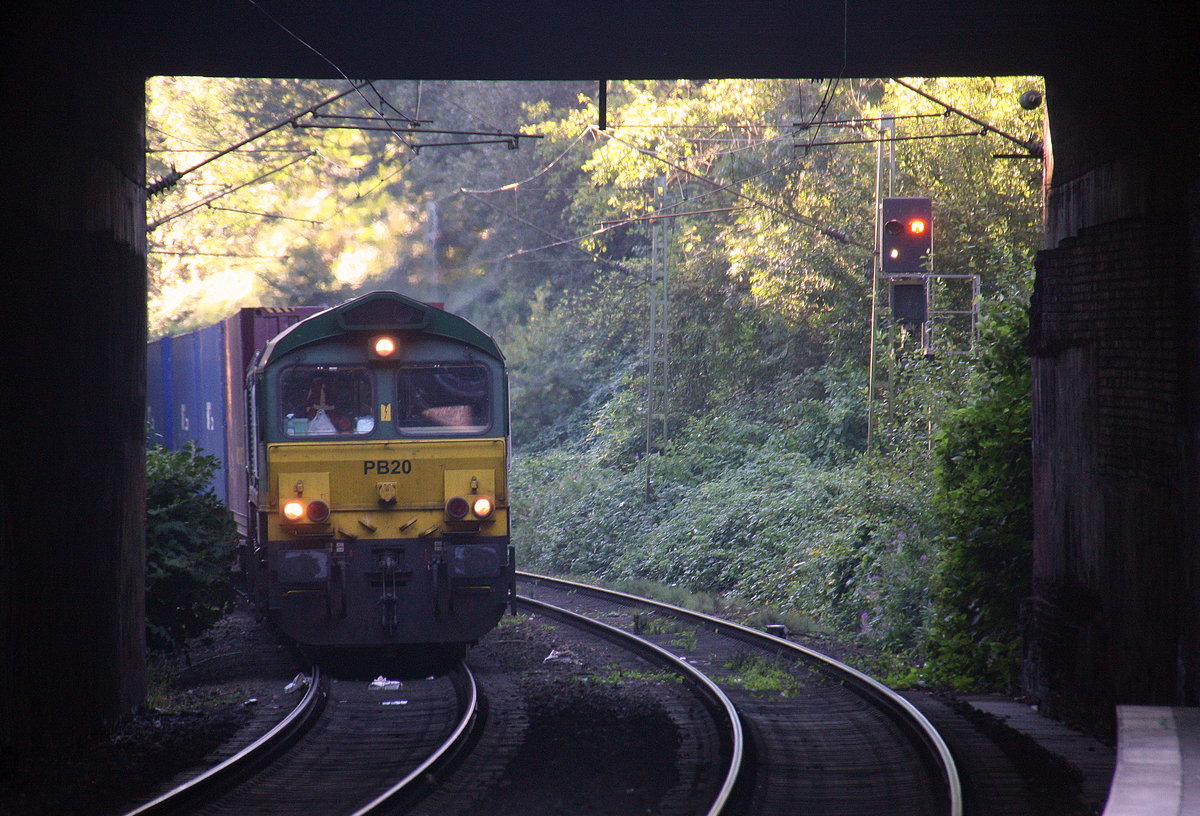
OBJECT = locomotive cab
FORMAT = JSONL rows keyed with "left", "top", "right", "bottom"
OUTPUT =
{"left": 246, "top": 291, "right": 514, "bottom": 653}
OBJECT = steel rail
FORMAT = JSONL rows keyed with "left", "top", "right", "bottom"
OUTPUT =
{"left": 519, "top": 571, "right": 963, "bottom": 816}
{"left": 121, "top": 665, "right": 328, "bottom": 816}
{"left": 348, "top": 661, "right": 481, "bottom": 816}
{"left": 518, "top": 594, "right": 745, "bottom": 816}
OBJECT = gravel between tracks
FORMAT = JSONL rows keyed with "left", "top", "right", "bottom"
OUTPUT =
{"left": 0, "top": 599, "right": 695, "bottom": 816}
{"left": 0, "top": 590, "right": 1097, "bottom": 816}
{"left": 413, "top": 610, "right": 696, "bottom": 816}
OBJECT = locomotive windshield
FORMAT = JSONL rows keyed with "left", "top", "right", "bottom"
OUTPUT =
{"left": 396, "top": 363, "right": 491, "bottom": 434}
{"left": 280, "top": 365, "right": 374, "bottom": 437}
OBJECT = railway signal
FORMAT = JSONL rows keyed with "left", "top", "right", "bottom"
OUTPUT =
{"left": 881, "top": 196, "right": 932, "bottom": 275}
{"left": 889, "top": 281, "right": 928, "bottom": 327}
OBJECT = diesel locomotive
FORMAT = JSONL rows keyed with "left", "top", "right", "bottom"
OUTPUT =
{"left": 150, "top": 291, "right": 514, "bottom": 659}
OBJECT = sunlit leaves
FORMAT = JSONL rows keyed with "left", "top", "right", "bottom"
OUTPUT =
{"left": 148, "top": 77, "right": 1043, "bottom": 684}
{"left": 146, "top": 77, "right": 420, "bottom": 334}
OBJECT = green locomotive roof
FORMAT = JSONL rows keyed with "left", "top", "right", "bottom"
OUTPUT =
{"left": 256, "top": 291, "right": 503, "bottom": 368}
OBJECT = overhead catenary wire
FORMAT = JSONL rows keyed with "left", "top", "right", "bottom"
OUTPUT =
{"left": 359, "top": 80, "right": 422, "bottom": 125}
{"left": 460, "top": 127, "right": 594, "bottom": 195}
{"left": 153, "top": 77, "right": 995, "bottom": 275}
{"left": 462, "top": 190, "right": 640, "bottom": 278}
{"left": 596, "top": 206, "right": 750, "bottom": 227}
{"left": 792, "top": 111, "right": 950, "bottom": 130}
{"left": 796, "top": 128, "right": 992, "bottom": 149}
{"left": 242, "top": 0, "right": 422, "bottom": 149}
{"left": 459, "top": 119, "right": 867, "bottom": 271}
{"left": 243, "top": 3, "right": 530, "bottom": 155}
{"left": 205, "top": 206, "right": 325, "bottom": 224}
{"left": 596, "top": 127, "right": 866, "bottom": 248}
{"left": 145, "top": 86, "right": 426, "bottom": 245}
{"left": 458, "top": 130, "right": 753, "bottom": 262}
{"left": 146, "top": 83, "right": 366, "bottom": 196}
{"left": 296, "top": 113, "right": 541, "bottom": 152}
{"left": 150, "top": 250, "right": 286, "bottom": 259}
{"left": 889, "top": 77, "right": 1042, "bottom": 157}
{"left": 147, "top": 152, "right": 314, "bottom": 231}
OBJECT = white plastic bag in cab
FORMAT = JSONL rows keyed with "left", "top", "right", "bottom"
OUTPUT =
{"left": 308, "top": 409, "right": 336, "bottom": 434}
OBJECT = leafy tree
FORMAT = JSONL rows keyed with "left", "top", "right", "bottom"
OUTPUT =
{"left": 147, "top": 76, "right": 1044, "bottom": 684}
{"left": 145, "top": 442, "right": 237, "bottom": 652}
{"left": 506, "top": 76, "right": 1041, "bottom": 673}
{"left": 146, "top": 77, "right": 420, "bottom": 334}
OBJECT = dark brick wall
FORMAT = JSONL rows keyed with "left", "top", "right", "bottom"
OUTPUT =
{"left": 1028, "top": 218, "right": 1188, "bottom": 734}
{"left": 0, "top": 61, "right": 147, "bottom": 752}
{"left": 1026, "top": 67, "right": 1200, "bottom": 735}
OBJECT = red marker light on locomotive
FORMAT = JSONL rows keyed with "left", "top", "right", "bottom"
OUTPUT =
{"left": 305, "top": 500, "right": 330, "bottom": 522}
{"left": 445, "top": 496, "right": 470, "bottom": 520}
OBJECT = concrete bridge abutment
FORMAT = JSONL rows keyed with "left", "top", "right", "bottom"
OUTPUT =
{"left": 0, "top": 60, "right": 148, "bottom": 752}
{"left": 1027, "top": 69, "right": 1200, "bottom": 736}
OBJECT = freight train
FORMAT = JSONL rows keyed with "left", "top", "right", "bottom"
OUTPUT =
{"left": 147, "top": 291, "right": 514, "bottom": 660}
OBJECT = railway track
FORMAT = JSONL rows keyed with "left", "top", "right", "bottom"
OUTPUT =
{"left": 518, "top": 592, "right": 744, "bottom": 815}
{"left": 119, "top": 575, "right": 961, "bottom": 815}
{"left": 121, "top": 663, "right": 480, "bottom": 816}
{"left": 400, "top": 592, "right": 746, "bottom": 815}
{"left": 517, "top": 571, "right": 964, "bottom": 816}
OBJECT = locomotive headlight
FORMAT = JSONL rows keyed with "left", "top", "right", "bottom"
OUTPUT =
{"left": 283, "top": 499, "right": 331, "bottom": 523}
{"left": 372, "top": 336, "right": 398, "bottom": 358}
{"left": 283, "top": 500, "right": 305, "bottom": 521}
{"left": 472, "top": 496, "right": 495, "bottom": 519}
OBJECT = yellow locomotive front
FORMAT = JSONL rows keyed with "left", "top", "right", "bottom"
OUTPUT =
{"left": 247, "top": 292, "right": 513, "bottom": 652}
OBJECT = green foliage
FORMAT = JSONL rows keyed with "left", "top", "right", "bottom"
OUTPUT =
{"left": 922, "top": 303, "right": 1033, "bottom": 690}
{"left": 505, "top": 274, "right": 647, "bottom": 451}
{"left": 723, "top": 653, "right": 802, "bottom": 696}
{"left": 145, "top": 442, "right": 238, "bottom": 652}
{"left": 145, "top": 78, "right": 588, "bottom": 335}
{"left": 513, "top": 412, "right": 941, "bottom": 653}
{"left": 588, "top": 666, "right": 681, "bottom": 686}
{"left": 150, "top": 76, "right": 1043, "bottom": 686}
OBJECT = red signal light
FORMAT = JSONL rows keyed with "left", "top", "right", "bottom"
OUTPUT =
{"left": 881, "top": 197, "right": 932, "bottom": 274}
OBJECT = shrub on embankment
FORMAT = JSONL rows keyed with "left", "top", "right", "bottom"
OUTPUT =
{"left": 512, "top": 409, "right": 942, "bottom": 660}
{"left": 145, "top": 442, "right": 237, "bottom": 652}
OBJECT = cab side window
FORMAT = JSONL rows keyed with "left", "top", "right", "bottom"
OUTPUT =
{"left": 280, "top": 366, "right": 374, "bottom": 437}
{"left": 397, "top": 364, "right": 490, "bottom": 434}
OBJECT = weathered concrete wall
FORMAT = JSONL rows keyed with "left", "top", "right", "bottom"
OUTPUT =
{"left": 0, "top": 60, "right": 147, "bottom": 752}
{"left": 1026, "top": 71, "right": 1200, "bottom": 736}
